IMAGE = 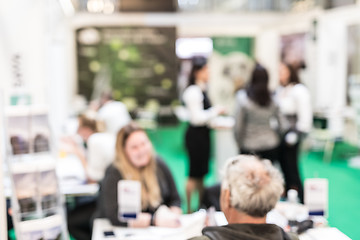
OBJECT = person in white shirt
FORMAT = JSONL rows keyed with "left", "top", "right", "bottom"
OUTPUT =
{"left": 275, "top": 62, "right": 312, "bottom": 202}
{"left": 86, "top": 94, "right": 132, "bottom": 182}
{"left": 182, "top": 57, "right": 224, "bottom": 213}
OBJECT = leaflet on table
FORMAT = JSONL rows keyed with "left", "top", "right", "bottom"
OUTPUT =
{"left": 112, "top": 210, "right": 207, "bottom": 240}
{"left": 118, "top": 180, "right": 141, "bottom": 221}
{"left": 304, "top": 178, "right": 328, "bottom": 217}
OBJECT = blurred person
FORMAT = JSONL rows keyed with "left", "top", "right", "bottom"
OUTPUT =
{"left": 93, "top": 122, "right": 182, "bottom": 228}
{"left": 234, "top": 63, "right": 284, "bottom": 162}
{"left": 85, "top": 91, "right": 132, "bottom": 182}
{"left": 190, "top": 155, "right": 298, "bottom": 240}
{"left": 66, "top": 107, "right": 130, "bottom": 239}
{"left": 65, "top": 111, "right": 99, "bottom": 240}
{"left": 182, "top": 56, "right": 224, "bottom": 213}
{"left": 275, "top": 62, "right": 312, "bottom": 203}
{"left": 96, "top": 91, "right": 132, "bottom": 134}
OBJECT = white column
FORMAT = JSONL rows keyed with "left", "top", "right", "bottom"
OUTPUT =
{"left": 0, "top": 91, "right": 7, "bottom": 240}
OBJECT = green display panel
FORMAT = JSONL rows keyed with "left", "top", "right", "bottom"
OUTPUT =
{"left": 76, "top": 26, "right": 178, "bottom": 125}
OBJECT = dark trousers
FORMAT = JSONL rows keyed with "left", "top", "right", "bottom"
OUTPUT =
{"left": 201, "top": 183, "right": 221, "bottom": 211}
{"left": 67, "top": 198, "right": 97, "bottom": 240}
{"left": 241, "top": 147, "right": 279, "bottom": 164}
{"left": 279, "top": 139, "right": 304, "bottom": 203}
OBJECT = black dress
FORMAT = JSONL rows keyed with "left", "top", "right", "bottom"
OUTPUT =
{"left": 185, "top": 91, "right": 211, "bottom": 178}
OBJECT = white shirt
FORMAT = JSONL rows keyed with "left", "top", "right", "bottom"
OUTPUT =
{"left": 275, "top": 83, "right": 312, "bottom": 133}
{"left": 86, "top": 132, "right": 116, "bottom": 182}
{"left": 97, "top": 101, "right": 131, "bottom": 134}
{"left": 182, "top": 85, "right": 219, "bottom": 126}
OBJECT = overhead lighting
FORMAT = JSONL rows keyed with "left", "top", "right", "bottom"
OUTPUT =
{"left": 87, "top": 0, "right": 104, "bottom": 13}
{"left": 103, "top": 0, "right": 115, "bottom": 14}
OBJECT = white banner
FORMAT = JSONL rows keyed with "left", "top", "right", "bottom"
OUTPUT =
{"left": 0, "top": 0, "right": 47, "bottom": 106}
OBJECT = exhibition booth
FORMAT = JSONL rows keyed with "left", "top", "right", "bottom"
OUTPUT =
{"left": 1, "top": 0, "right": 360, "bottom": 239}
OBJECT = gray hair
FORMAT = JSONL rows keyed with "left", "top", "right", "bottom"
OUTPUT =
{"left": 222, "top": 155, "right": 284, "bottom": 217}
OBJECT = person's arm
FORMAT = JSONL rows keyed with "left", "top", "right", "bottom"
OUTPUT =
{"left": 100, "top": 166, "right": 124, "bottom": 226}
{"left": 274, "top": 104, "right": 288, "bottom": 136}
{"left": 183, "top": 86, "right": 220, "bottom": 125}
{"left": 86, "top": 134, "right": 115, "bottom": 182}
{"left": 233, "top": 92, "right": 246, "bottom": 150}
{"left": 156, "top": 158, "right": 181, "bottom": 209}
{"left": 294, "top": 85, "right": 312, "bottom": 133}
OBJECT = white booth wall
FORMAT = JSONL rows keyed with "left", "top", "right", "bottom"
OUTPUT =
{"left": 2, "top": 4, "right": 360, "bottom": 135}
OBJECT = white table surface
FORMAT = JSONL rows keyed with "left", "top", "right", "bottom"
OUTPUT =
{"left": 92, "top": 211, "right": 207, "bottom": 240}
{"left": 92, "top": 210, "right": 351, "bottom": 240}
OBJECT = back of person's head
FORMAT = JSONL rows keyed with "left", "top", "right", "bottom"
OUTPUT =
{"left": 282, "top": 62, "right": 300, "bottom": 85}
{"left": 222, "top": 155, "right": 284, "bottom": 217}
{"left": 188, "top": 56, "right": 208, "bottom": 86}
{"left": 78, "top": 111, "right": 98, "bottom": 133}
{"left": 97, "top": 100, "right": 130, "bottom": 134}
{"left": 246, "top": 63, "right": 271, "bottom": 107}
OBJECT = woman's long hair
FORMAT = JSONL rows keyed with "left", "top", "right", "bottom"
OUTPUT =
{"left": 113, "top": 122, "right": 161, "bottom": 210}
{"left": 246, "top": 64, "right": 271, "bottom": 107}
{"left": 283, "top": 62, "right": 300, "bottom": 86}
{"left": 187, "top": 56, "right": 207, "bottom": 87}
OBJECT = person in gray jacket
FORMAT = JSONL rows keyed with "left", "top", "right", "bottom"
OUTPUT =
{"left": 190, "top": 155, "right": 298, "bottom": 240}
{"left": 234, "top": 64, "right": 284, "bottom": 162}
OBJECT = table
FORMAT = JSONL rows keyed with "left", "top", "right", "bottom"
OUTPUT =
{"left": 299, "top": 227, "right": 351, "bottom": 240}
{"left": 92, "top": 211, "right": 207, "bottom": 240}
{"left": 93, "top": 211, "right": 351, "bottom": 240}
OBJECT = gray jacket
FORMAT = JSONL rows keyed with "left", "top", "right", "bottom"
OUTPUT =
{"left": 234, "top": 90, "right": 285, "bottom": 152}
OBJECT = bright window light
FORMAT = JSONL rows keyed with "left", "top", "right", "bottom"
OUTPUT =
{"left": 176, "top": 38, "right": 213, "bottom": 59}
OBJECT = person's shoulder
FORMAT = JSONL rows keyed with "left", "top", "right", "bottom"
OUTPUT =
{"left": 183, "top": 85, "right": 202, "bottom": 101}
{"left": 103, "top": 164, "right": 123, "bottom": 180}
{"left": 109, "top": 101, "right": 127, "bottom": 108}
{"left": 188, "top": 236, "right": 210, "bottom": 240}
{"left": 104, "top": 164, "right": 117, "bottom": 174}
{"left": 235, "top": 89, "right": 249, "bottom": 105}
{"left": 155, "top": 156, "right": 168, "bottom": 170}
{"left": 88, "top": 133, "right": 115, "bottom": 146}
{"left": 292, "top": 83, "right": 310, "bottom": 97}
{"left": 293, "top": 83, "right": 308, "bottom": 91}
{"left": 235, "top": 89, "right": 247, "bottom": 100}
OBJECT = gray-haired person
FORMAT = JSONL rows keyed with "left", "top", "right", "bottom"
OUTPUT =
{"left": 191, "top": 155, "right": 298, "bottom": 240}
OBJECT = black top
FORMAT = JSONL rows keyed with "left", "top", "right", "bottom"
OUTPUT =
{"left": 202, "top": 91, "right": 211, "bottom": 110}
{"left": 93, "top": 157, "right": 181, "bottom": 226}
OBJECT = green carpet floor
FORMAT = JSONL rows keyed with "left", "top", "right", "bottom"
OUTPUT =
{"left": 148, "top": 123, "right": 360, "bottom": 240}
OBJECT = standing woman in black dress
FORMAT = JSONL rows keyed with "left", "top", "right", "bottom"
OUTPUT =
{"left": 182, "top": 57, "right": 224, "bottom": 213}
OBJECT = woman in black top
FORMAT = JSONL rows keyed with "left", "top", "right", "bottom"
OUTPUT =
{"left": 182, "top": 57, "right": 224, "bottom": 213}
{"left": 93, "top": 122, "right": 181, "bottom": 227}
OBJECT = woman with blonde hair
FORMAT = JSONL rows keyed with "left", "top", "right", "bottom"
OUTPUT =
{"left": 93, "top": 122, "right": 181, "bottom": 228}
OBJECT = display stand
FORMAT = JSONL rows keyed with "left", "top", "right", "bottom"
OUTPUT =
{"left": 0, "top": 92, "right": 7, "bottom": 240}
{"left": 3, "top": 104, "right": 68, "bottom": 240}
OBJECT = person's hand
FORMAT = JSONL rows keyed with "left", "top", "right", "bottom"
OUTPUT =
{"left": 170, "top": 206, "right": 182, "bottom": 215}
{"left": 128, "top": 212, "right": 151, "bottom": 228}
{"left": 60, "top": 136, "right": 80, "bottom": 154}
{"left": 215, "top": 106, "right": 227, "bottom": 115}
{"left": 285, "top": 131, "right": 299, "bottom": 146}
{"left": 154, "top": 205, "right": 181, "bottom": 228}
